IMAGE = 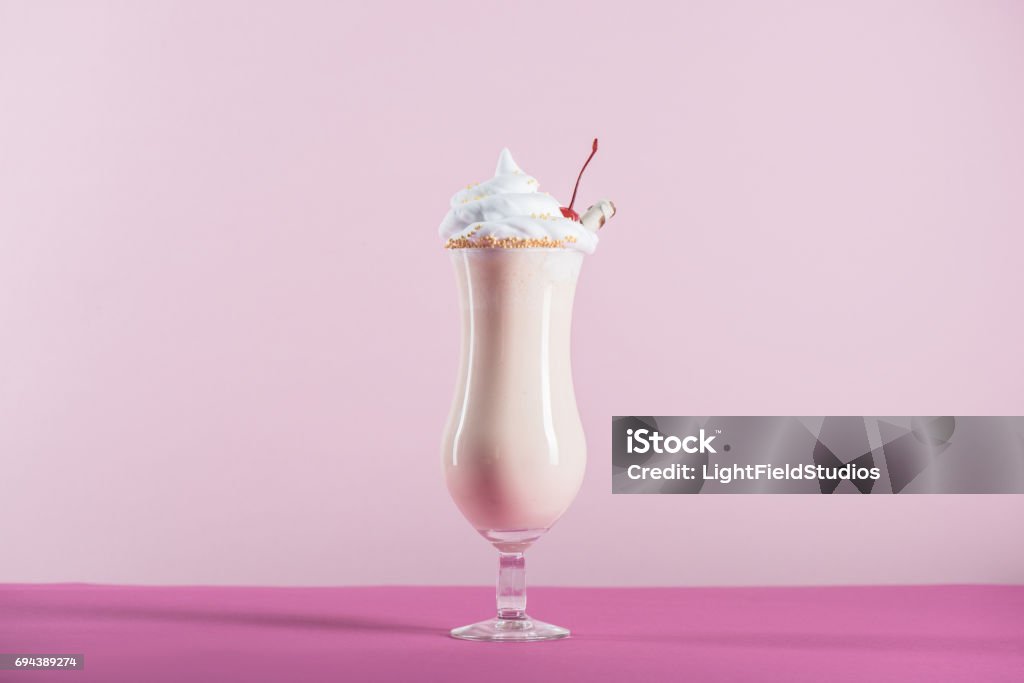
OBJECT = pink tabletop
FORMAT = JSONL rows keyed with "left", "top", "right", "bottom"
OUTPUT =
{"left": 1, "top": 584, "right": 1022, "bottom": 682}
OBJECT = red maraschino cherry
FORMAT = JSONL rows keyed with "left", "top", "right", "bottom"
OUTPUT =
{"left": 560, "top": 138, "right": 599, "bottom": 222}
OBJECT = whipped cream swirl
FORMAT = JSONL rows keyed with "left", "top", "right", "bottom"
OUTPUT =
{"left": 439, "top": 149, "right": 599, "bottom": 253}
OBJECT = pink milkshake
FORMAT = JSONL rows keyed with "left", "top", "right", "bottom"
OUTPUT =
{"left": 439, "top": 144, "right": 615, "bottom": 641}
{"left": 442, "top": 247, "right": 586, "bottom": 543}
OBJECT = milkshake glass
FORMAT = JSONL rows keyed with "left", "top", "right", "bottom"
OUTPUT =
{"left": 439, "top": 147, "right": 613, "bottom": 642}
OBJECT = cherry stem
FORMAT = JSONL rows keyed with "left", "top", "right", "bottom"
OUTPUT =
{"left": 567, "top": 138, "right": 599, "bottom": 213}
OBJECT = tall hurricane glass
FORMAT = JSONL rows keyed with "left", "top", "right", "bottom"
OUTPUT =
{"left": 441, "top": 248, "right": 586, "bottom": 642}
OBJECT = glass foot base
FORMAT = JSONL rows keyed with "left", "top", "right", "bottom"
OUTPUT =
{"left": 450, "top": 616, "right": 569, "bottom": 642}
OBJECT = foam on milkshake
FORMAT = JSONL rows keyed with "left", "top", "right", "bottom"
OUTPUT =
{"left": 440, "top": 149, "right": 601, "bottom": 253}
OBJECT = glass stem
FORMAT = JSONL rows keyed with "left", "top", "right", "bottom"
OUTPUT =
{"left": 496, "top": 552, "right": 527, "bottom": 621}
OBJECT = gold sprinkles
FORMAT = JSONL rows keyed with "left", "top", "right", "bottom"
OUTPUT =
{"left": 445, "top": 234, "right": 578, "bottom": 250}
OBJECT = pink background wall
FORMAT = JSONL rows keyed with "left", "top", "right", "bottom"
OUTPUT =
{"left": 2, "top": 1, "right": 1023, "bottom": 587}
